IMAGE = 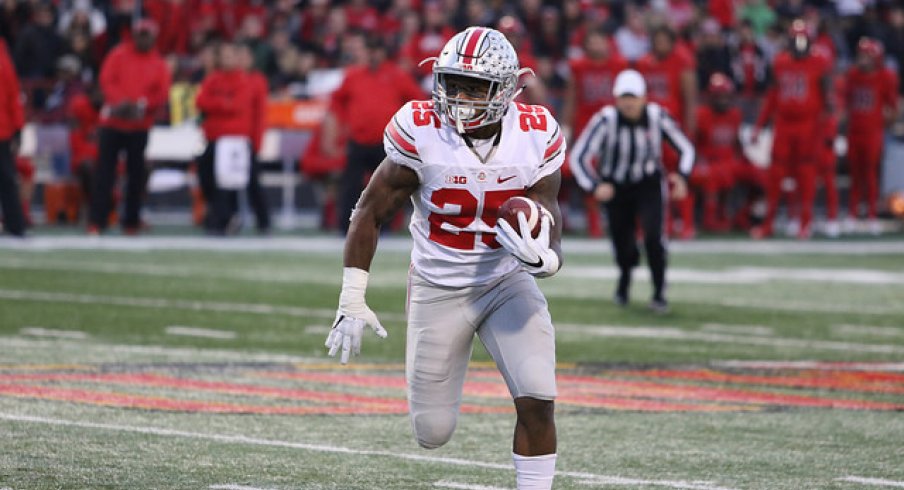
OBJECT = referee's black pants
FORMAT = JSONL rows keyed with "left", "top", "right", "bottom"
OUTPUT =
{"left": 0, "top": 139, "right": 26, "bottom": 236}
{"left": 338, "top": 141, "right": 385, "bottom": 235}
{"left": 604, "top": 176, "right": 667, "bottom": 301}
{"left": 90, "top": 127, "right": 149, "bottom": 230}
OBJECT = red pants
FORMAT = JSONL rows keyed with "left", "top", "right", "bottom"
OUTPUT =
{"left": 664, "top": 144, "right": 695, "bottom": 236}
{"left": 847, "top": 132, "right": 883, "bottom": 219}
{"left": 818, "top": 147, "right": 839, "bottom": 220}
{"left": 690, "top": 159, "right": 735, "bottom": 230}
{"left": 764, "top": 120, "right": 818, "bottom": 232}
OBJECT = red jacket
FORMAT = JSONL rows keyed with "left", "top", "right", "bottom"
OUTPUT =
{"left": 329, "top": 61, "right": 424, "bottom": 145}
{"left": 99, "top": 42, "right": 171, "bottom": 131}
{"left": 0, "top": 39, "right": 24, "bottom": 141}
{"left": 195, "top": 69, "right": 255, "bottom": 141}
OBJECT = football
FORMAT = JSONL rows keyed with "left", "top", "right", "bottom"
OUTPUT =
{"left": 497, "top": 196, "right": 543, "bottom": 238}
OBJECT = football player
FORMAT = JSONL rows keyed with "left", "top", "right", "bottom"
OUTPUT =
{"left": 325, "top": 27, "right": 565, "bottom": 490}
{"left": 842, "top": 38, "right": 899, "bottom": 235}
{"left": 751, "top": 20, "right": 831, "bottom": 239}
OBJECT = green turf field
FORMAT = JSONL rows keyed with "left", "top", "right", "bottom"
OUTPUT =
{"left": 0, "top": 235, "right": 902, "bottom": 490}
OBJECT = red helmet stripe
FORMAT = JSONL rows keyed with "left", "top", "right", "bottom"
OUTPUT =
{"left": 462, "top": 27, "right": 487, "bottom": 67}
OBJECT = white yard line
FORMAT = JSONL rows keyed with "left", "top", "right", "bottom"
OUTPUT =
{"left": 434, "top": 481, "right": 511, "bottom": 490}
{"left": 19, "top": 327, "right": 88, "bottom": 340}
{"left": 4, "top": 256, "right": 904, "bottom": 287}
{"left": 576, "top": 476, "right": 738, "bottom": 490}
{"left": 165, "top": 326, "right": 237, "bottom": 340}
{"left": 1, "top": 336, "right": 321, "bottom": 364}
{"left": 561, "top": 266, "right": 904, "bottom": 285}
{"left": 832, "top": 325, "right": 904, "bottom": 338}
{"left": 711, "top": 360, "right": 904, "bottom": 372}
{"left": 836, "top": 476, "right": 904, "bottom": 488}
{"left": 700, "top": 324, "right": 775, "bottom": 336}
{"left": 2, "top": 235, "right": 904, "bottom": 255}
{"left": 0, "top": 413, "right": 740, "bottom": 490}
{"left": 0, "top": 289, "right": 407, "bottom": 323}
{"left": 556, "top": 324, "right": 904, "bottom": 354}
{"left": 209, "top": 485, "right": 277, "bottom": 490}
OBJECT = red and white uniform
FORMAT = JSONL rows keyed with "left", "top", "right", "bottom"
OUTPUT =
{"left": 843, "top": 65, "right": 898, "bottom": 219}
{"left": 636, "top": 45, "right": 695, "bottom": 129}
{"left": 384, "top": 100, "right": 565, "bottom": 288}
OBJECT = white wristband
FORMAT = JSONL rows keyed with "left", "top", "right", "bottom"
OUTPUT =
{"left": 340, "top": 267, "right": 369, "bottom": 305}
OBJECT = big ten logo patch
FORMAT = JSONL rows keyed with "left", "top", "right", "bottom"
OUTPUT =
{"left": 445, "top": 174, "right": 468, "bottom": 185}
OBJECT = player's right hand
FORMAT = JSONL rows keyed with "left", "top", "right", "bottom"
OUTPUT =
{"left": 325, "top": 268, "right": 388, "bottom": 364}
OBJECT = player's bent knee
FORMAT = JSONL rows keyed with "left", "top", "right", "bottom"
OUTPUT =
{"left": 411, "top": 408, "right": 458, "bottom": 449}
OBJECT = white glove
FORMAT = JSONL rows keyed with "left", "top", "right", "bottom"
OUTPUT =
{"left": 325, "top": 267, "right": 388, "bottom": 364}
{"left": 495, "top": 210, "right": 561, "bottom": 278}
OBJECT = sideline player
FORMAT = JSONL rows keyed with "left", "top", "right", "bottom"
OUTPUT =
{"left": 842, "top": 37, "right": 898, "bottom": 234}
{"left": 324, "top": 27, "right": 566, "bottom": 490}
{"left": 751, "top": 20, "right": 831, "bottom": 239}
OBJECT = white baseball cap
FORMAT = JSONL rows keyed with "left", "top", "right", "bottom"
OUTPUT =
{"left": 613, "top": 69, "right": 646, "bottom": 98}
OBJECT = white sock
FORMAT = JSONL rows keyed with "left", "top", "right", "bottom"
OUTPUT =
{"left": 512, "top": 452, "right": 556, "bottom": 490}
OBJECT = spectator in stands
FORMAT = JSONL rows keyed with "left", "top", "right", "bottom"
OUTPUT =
{"left": 730, "top": 20, "right": 770, "bottom": 121}
{"left": 195, "top": 41, "right": 259, "bottom": 235}
{"left": 89, "top": 19, "right": 171, "bottom": 235}
{"left": 57, "top": 0, "right": 106, "bottom": 40}
{"left": 883, "top": 7, "right": 904, "bottom": 98}
{"left": 696, "top": 18, "right": 732, "bottom": 93}
{"left": 14, "top": 3, "right": 66, "bottom": 80}
{"left": 0, "top": 36, "right": 25, "bottom": 236}
{"left": 561, "top": 28, "right": 627, "bottom": 237}
{"left": 399, "top": 1, "right": 454, "bottom": 84}
{"left": 0, "top": 0, "right": 29, "bottom": 47}
{"left": 614, "top": 6, "right": 649, "bottom": 62}
{"left": 636, "top": 24, "right": 699, "bottom": 239}
{"left": 321, "top": 32, "right": 423, "bottom": 235}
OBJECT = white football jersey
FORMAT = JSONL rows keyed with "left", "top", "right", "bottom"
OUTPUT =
{"left": 384, "top": 100, "right": 566, "bottom": 288}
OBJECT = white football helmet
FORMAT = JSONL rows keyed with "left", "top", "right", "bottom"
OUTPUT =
{"left": 421, "top": 27, "right": 531, "bottom": 134}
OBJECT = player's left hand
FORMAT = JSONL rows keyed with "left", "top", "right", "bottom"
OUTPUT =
{"left": 495, "top": 211, "right": 560, "bottom": 278}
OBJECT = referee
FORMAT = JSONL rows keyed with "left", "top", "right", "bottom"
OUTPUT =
{"left": 569, "top": 69, "right": 695, "bottom": 313}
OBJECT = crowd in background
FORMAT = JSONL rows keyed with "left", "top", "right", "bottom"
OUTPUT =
{"left": 1, "top": 0, "right": 903, "bottom": 237}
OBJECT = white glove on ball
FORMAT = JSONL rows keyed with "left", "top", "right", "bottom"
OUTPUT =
{"left": 325, "top": 267, "right": 388, "bottom": 364}
{"left": 495, "top": 210, "right": 560, "bottom": 278}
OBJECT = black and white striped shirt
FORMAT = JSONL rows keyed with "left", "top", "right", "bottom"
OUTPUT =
{"left": 569, "top": 102, "right": 695, "bottom": 191}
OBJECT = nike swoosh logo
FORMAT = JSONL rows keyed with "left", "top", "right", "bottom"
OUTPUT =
{"left": 518, "top": 257, "right": 543, "bottom": 268}
{"left": 497, "top": 175, "right": 517, "bottom": 184}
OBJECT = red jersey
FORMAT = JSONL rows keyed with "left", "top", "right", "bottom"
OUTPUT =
{"left": 568, "top": 55, "right": 629, "bottom": 134}
{"left": 99, "top": 42, "right": 171, "bottom": 131}
{"left": 0, "top": 39, "right": 22, "bottom": 140}
{"left": 696, "top": 105, "right": 742, "bottom": 162}
{"left": 195, "top": 69, "right": 255, "bottom": 141}
{"left": 756, "top": 51, "right": 830, "bottom": 125}
{"left": 329, "top": 61, "right": 423, "bottom": 145}
{"left": 636, "top": 44, "right": 696, "bottom": 124}
{"left": 843, "top": 66, "right": 898, "bottom": 136}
